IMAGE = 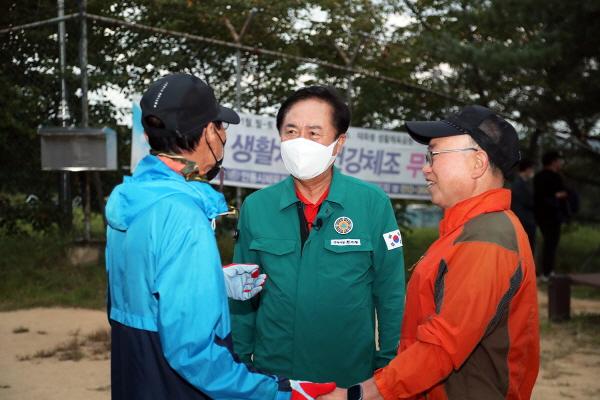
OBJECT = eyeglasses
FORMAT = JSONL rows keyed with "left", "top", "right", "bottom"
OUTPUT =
{"left": 425, "top": 147, "right": 479, "bottom": 165}
{"left": 214, "top": 121, "right": 229, "bottom": 130}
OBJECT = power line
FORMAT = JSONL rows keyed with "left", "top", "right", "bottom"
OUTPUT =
{"left": 0, "top": 14, "right": 80, "bottom": 34}
{"left": 82, "top": 13, "right": 467, "bottom": 105}
{"left": 0, "top": 12, "right": 468, "bottom": 105}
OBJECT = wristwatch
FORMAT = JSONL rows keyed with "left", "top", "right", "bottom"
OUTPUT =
{"left": 347, "top": 384, "right": 363, "bottom": 400}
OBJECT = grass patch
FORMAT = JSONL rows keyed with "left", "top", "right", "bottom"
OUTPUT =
{"left": 402, "top": 227, "right": 438, "bottom": 272}
{"left": 537, "top": 280, "right": 600, "bottom": 301}
{"left": 17, "top": 328, "right": 110, "bottom": 362}
{"left": 571, "top": 285, "right": 600, "bottom": 300}
{"left": 0, "top": 219, "right": 597, "bottom": 310}
{"left": 0, "top": 234, "right": 106, "bottom": 311}
{"left": 540, "top": 313, "right": 600, "bottom": 348}
{"left": 18, "top": 336, "right": 84, "bottom": 362}
{"left": 556, "top": 224, "right": 600, "bottom": 273}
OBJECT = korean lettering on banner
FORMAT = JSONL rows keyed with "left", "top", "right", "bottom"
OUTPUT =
{"left": 337, "top": 128, "right": 426, "bottom": 180}
{"left": 230, "top": 135, "right": 281, "bottom": 165}
{"left": 337, "top": 148, "right": 402, "bottom": 175}
{"left": 229, "top": 116, "right": 281, "bottom": 166}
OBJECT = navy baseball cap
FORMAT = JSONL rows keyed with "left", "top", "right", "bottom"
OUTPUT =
{"left": 141, "top": 73, "right": 240, "bottom": 137}
{"left": 405, "top": 105, "right": 520, "bottom": 179}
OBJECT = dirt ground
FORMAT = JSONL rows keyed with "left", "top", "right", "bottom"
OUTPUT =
{"left": 0, "top": 292, "right": 599, "bottom": 400}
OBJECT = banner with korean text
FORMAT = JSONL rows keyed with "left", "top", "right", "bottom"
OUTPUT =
{"left": 223, "top": 113, "right": 429, "bottom": 200}
{"left": 131, "top": 109, "right": 429, "bottom": 199}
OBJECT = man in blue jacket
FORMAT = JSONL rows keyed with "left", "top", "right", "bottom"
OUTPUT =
{"left": 105, "top": 73, "right": 335, "bottom": 399}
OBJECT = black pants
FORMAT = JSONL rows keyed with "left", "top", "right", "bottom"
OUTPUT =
{"left": 522, "top": 222, "right": 537, "bottom": 255}
{"left": 538, "top": 222, "right": 561, "bottom": 277}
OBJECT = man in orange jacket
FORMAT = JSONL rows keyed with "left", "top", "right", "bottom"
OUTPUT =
{"left": 322, "top": 105, "right": 540, "bottom": 400}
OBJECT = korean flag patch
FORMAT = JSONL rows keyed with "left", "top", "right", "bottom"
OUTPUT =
{"left": 383, "top": 229, "right": 403, "bottom": 250}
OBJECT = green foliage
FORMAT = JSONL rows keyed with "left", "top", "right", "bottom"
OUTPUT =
{"left": 2, "top": 224, "right": 599, "bottom": 310}
{"left": 0, "top": 194, "right": 61, "bottom": 235}
{"left": 556, "top": 224, "right": 600, "bottom": 274}
{"left": 402, "top": 227, "right": 438, "bottom": 271}
{"left": 400, "top": 0, "right": 600, "bottom": 149}
{"left": 0, "top": 234, "right": 106, "bottom": 311}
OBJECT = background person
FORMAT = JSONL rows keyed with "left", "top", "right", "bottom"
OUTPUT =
{"left": 533, "top": 150, "right": 571, "bottom": 280}
{"left": 105, "top": 73, "right": 335, "bottom": 400}
{"left": 229, "top": 86, "right": 406, "bottom": 388}
{"left": 322, "top": 105, "right": 540, "bottom": 400}
{"left": 511, "top": 158, "right": 537, "bottom": 252}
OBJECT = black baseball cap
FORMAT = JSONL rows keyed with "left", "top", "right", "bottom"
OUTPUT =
{"left": 141, "top": 73, "right": 240, "bottom": 137}
{"left": 405, "top": 105, "right": 520, "bottom": 179}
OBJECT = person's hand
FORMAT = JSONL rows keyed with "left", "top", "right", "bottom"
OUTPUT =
{"left": 290, "top": 380, "right": 336, "bottom": 400}
{"left": 222, "top": 263, "right": 266, "bottom": 300}
{"left": 317, "top": 387, "right": 347, "bottom": 399}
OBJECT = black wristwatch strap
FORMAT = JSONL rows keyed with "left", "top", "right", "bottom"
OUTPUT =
{"left": 347, "top": 384, "right": 363, "bottom": 400}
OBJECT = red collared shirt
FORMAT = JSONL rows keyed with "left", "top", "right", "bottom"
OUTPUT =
{"left": 295, "top": 187, "right": 330, "bottom": 230}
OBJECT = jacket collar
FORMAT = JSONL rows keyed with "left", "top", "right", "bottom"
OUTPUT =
{"left": 278, "top": 166, "right": 347, "bottom": 211}
{"left": 139, "top": 155, "right": 228, "bottom": 219}
{"left": 438, "top": 188, "right": 511, "bottom": 237}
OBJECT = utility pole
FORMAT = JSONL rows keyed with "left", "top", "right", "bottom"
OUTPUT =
{"left": 57, "top": 0, "right": 72, "bottom": 231}
{"left": 78, "top": 0, "right": 92, "bottom": 241}
{"left": 224, "top": 9, "right": 257, "bottom": 207}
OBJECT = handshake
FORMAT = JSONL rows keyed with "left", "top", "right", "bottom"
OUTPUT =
{"left": 284, "top": 380, "right": 374, "bottom": 400}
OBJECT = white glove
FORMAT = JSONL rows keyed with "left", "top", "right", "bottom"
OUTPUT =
{"left": 222, "top": 263, "right": 266, "bottom": 301}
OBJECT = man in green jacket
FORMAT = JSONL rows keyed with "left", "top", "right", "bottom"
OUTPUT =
{"left": 229, "top": 86, "right": 405, "bottom": 388}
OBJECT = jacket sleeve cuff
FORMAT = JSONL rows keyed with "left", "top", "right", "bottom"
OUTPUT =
{"left": 373, "top": 368, "right": 395, "bottom": 400}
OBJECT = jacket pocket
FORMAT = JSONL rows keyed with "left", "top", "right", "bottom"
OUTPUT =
{"left": 317, "top": 237, "right": 374, "bottom": 310}
{"left": 249, "top": 238, "right": 296, "bottom": 255}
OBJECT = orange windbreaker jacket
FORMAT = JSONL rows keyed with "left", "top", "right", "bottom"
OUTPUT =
{"left": 374, "top": 188, "right": 539, "bottom": 399}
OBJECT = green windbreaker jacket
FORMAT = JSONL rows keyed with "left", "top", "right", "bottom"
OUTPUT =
{"left": 229, "top": 167, "right": 406, "bottom": 387}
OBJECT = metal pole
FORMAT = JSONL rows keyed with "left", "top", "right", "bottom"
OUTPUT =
{"left": 58, "top": 0, "right": 72, "bottom": 231}
{"left": 78, "top": 0, "right": 91, "bottom": 240}
{"left": 224, "top": 11, "right": 256, "bottom": 208}
{"left": 84, "top": 173, "right": 91, "bottom": 241}
{"left": 234, "top": 48, "right": 243, "bottom": 207}
{"left": 58, "top": 0, "right": 70, "bottom": 125}
{"left": 79, "top": 0, "right": 88, "bottom": 128}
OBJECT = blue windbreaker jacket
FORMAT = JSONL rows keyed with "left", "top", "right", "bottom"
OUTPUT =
{"left": 105, "top": 155, "right": 292, "bottom": 400}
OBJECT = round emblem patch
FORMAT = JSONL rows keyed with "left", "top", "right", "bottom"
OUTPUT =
{"left": 334, "top": 217, "right": 353, "bottom": 234}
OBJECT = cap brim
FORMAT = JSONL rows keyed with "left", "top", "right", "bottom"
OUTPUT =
{"left": 405, "top": 120, "right": 464, "bottom": 145}
{"left": 216, "top": 105, "right": 240, "bottom": 125}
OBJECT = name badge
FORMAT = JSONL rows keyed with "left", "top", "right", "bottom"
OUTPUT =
{"left": 330, "top": 239, "right": 361, "bottom": 246}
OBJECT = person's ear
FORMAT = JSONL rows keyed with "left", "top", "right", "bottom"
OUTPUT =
{"left": 472, "top": 149, "right": 488, "bottom": 179}
{"left": 333, "top": 133, "right": 346, "bottom": 156}
{"left": 208, "top": 122, "right": 225, "bottom": 142}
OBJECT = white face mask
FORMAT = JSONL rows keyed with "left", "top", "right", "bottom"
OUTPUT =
{"left": 280, "top": 137, "right": 339, "bottom": 180}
